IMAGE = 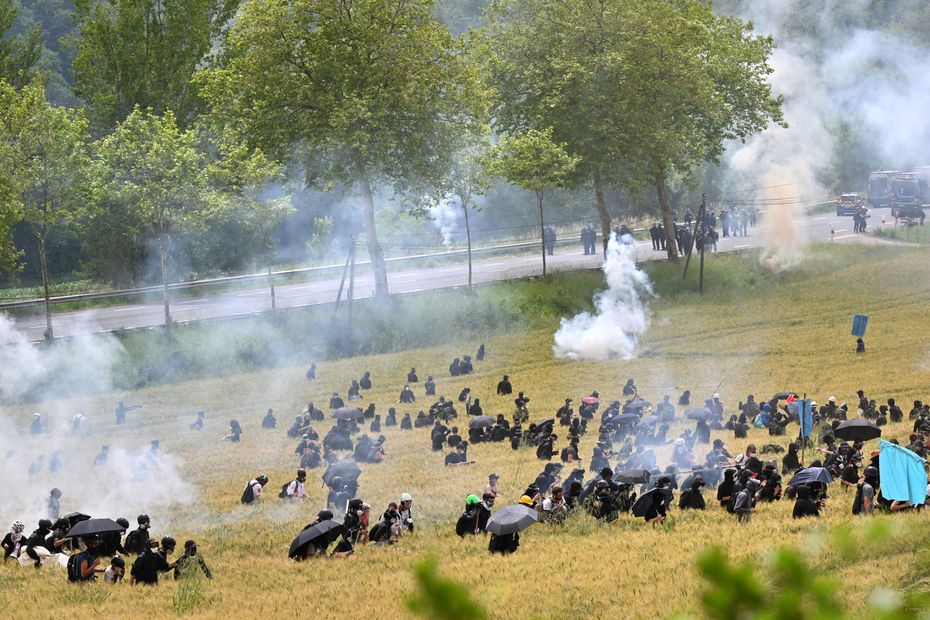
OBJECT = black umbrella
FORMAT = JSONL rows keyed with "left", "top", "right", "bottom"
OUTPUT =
{"left": 685, "top": 407, "right": 713, "bottom": 421}
{"left": 788, "top": 467, "right": 834, "bottom": 486}
{"left": 485, "top": 504, "right": 538, "bottom": 535}
{"left": 834, "top": 419, "right": 881, "bottom": 442}
{"left": 624, "top": 399, "right": 652, "bottom": 412}
{"left": 322, "top": 460, "right": 362, "bottom": 484}
{"left": 65, "top": 518, "right": 125, "bottom": 539}
{"left": 288, "top": 520, "right": 346, "bottom": 558}
{"left": 536, "top": 419, "right": 555, "bottom": 431}
{"left": 332, "top": 407, "right": 363, "bottom": 420}
{"left": 469, "top": 415, "right": 496, "bottom": 429}
{"left": 62, "top": 512, "right": 91, "bottom": 527}
{"left": 631, "top": 488, "right": 673, "bottom": 517}
{"left": 612, "top": 413, "right": 641, "bottom": 425}
{"left": 637, "top": 415, "right": 660, "bottom": 427}
{"left": 616, "top": 469, "right": 651, "bottom": 484}
{"left": 771, "top": 391, "right": 798, "bottom": 401}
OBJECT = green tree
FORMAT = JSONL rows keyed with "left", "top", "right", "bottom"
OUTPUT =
{"left": 93, "top": 106, "right": 211, "bottom": 328}
{"left": 616, "top": 0, "right": 784, "bottom": 260}
{"left": 407, "top": 557, "right": 488, "bottom": 620}
{"left": 0, "top": 0, "right": 42, "bottom": 87}
{"left": 0, "top": 80, "right": 89, "bottom": 339}
{"left": 443, "top": 136, "right": 492, "bottom": 292}
{"left": 484, "top": 0, "right": 783, "bottom": 261}
{"left": 487, "top": 128, "right": 579, "bottom": 275}
{"left": 72, "top": 0, "right": 239, "bottom": 134}
{"left": 208, "top": 144, "right": 295, "bottom": 314}
{"left": 197, "top": 0, "right": 488, "bottom": 299}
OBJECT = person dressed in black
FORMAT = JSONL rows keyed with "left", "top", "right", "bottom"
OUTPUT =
{"left": 622, "top": 378, "right": 637, "bottom": 396}
{"left": 468, "top": 399, "right": 483, "bottom": 417}
{"left": 306, "top": 362, "right": 316, "bottom": 380}
{"left": 385, "top": 408, "right": 397, "bottom": 427}
{"left": 124, "top": 515, "right": 151, "bottom": 555}
{"left": 476, "top": 344, "right": 485, "bottom": 361}
{"left": 329, "top": 393, "right": 345, "bottom": 409}
{"left": 131, "top": 537, "right": 176, "bottom": 585}
{"left": 716, "top": 469, "right": 736, "bottom": 508}
{"left": 488, "top": 531, "right": 519, "bottom": 554}
{"left": 455, "top": 495, "right": 482, "bottom": 537}
{"left": 782, "top": 443, "right": 801, "bottom": 474}
{"left": 400, "top": 413, "right": 413, "bottom": 430}
{"left": 424, "top": 376, "right": 436, "bottom": 396}
{"left": 450, "top": 358, "right": 461, "bottom": 377}
{"left": 225, "top": 419, "right": 243, "bottom": 443}
{"left": 115, "top": 401, "right": 141, "bottom": 425}
{"left": 359, "top": 371, "right": 372, "bottom": 390}
{"left": 792, "top": 485, "right": 820, "bottom": 519}
{"left": 261, "top": 409, "right": 277, "bottom": 429}
{"left": 407, "top": 367, "right": 419, "bottom": 383}
{"left": 398, "top": 385, "right": 416, "bottom": 404}
{"left": 496, "top": 375, "right": 512, "bottom": 396}
{"left": 679, "top": 476, "right": 706, "bottom": 510}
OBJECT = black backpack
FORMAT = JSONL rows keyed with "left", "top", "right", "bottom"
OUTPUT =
{"left": 67, "top": 553, "right": 81, "bottom": 582}
{"left": 725, "top": 492, "right": 739, "bottom": 514}
{"left": 279, "top": 480, "right": 296, "bottom": 499}
{"left": 240, "top": 482, "right": 255, "bottom": 504}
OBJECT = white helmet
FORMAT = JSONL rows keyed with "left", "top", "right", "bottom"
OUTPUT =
{"left": 400, "top": 493, "right": 413, "bottom": 502}
{"left": 11, "top": 521, "right": 24, "bottom": 533}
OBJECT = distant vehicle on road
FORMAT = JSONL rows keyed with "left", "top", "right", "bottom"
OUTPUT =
{"left": 835, "top": 192, "right": 863, "bottom": 216}
{"left": 868, "top": 170, "right": 899, "bottom": 208}
{"left": 889, "top": 172, "right": 923, "bottom": 218}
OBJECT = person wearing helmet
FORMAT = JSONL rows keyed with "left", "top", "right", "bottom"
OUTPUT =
{"left": 398, "top": 493, "right": 414, "bottom": 533}
{"left": 124, "top": 515, "right": 151, "bottom": 555}
{"left": 98, "top": 518, "right": 129, "bottom": 556}
{"left": 2, "top": 521, "right": 26, "bottom": 560}
{"left": 455, "top": 495, "right": 482, "bottom": 537}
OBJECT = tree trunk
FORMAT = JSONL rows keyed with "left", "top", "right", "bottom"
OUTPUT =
{"left": 359, "top": 176, "right": 390, "bottom": 299}
{"left": 537, "top": 189, "right": 547, "bottom": 276}
{"left": 592, "top": 170, "right": 612, "bottom": 256}
{"left": 462, "top": 197, "right": 473, "bottom": 292}
{"left": 656, "top": 173, "right": 679, "bottom": 261}
{"left": 38, "top": 235, "right": 53, "bottom": 341}
{"left": 159, "top": 234, "right": 172, "bottom": 329}
{"left": 266, "top": 244, "right": 277, "bottom": 314}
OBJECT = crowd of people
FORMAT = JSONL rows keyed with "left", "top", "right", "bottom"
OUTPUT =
{"left": 2, "top": 512, "right": 211, "bottom": 585}
{"left": 8, "top": 338, "right": 929, "bottom": 585}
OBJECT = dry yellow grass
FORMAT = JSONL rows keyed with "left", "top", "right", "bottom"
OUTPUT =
{"left": 2, "top": 243, "right": 930, "bottom": 619}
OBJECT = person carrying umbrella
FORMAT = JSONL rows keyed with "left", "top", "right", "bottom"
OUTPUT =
{"left": 487, "top": 496, "right": 536, "bottom": 554}
{"left": 635, "top": 477, "right": 673, "bottom": 525}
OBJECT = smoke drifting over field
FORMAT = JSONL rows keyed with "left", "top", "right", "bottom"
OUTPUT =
{"left": 553, "top": 234, "right": 653, "bottom": 360}
{"left": 722, "top": 1, "right": 930, "bottom": 268}
{"left": 0, "top": 316, "right": 192, "bottom": 527}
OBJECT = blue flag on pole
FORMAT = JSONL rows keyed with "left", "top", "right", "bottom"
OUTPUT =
{"left": 879, "top": 440, "right": 927, "bottom": 506}
{"left": 798, "top": 399, "right": 813, "bottom": 438}
{"left": 852, "top": 314, "right": 869, "bottom": 337}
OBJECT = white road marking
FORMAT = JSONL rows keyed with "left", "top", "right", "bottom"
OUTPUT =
{"left": 812, "top": 216, "right": 827, "bottom": 220}
{"left": 735, "top": 244, "right": 751, "bottom": 249}
{"left": 113, "top": 306, "right": 145, "bottom": 312}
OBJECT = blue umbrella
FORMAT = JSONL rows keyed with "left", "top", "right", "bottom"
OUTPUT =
{"left": 788, "top": 467, "right": 834, "bottom": 486}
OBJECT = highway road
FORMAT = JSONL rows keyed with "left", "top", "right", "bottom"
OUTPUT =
{"left": 6, "top": 212, "right": 867, "bottom": 340}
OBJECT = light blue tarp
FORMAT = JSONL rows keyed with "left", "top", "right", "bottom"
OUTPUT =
{"left": 879, "top": 440, "right": 927, "bottom": 505}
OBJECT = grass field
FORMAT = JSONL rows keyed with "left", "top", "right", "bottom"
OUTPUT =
{"left": 2, "top": 243, "right": 930, "bottom": 619}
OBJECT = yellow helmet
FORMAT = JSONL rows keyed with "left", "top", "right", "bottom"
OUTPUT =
{"left": 518, "top": 495, "right": 534, "bottom": 506}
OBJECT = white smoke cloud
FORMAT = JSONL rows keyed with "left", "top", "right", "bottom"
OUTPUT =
{"left": 0, "top": 314, "right": 193, "bottom": 529}
{"left": 552, "top": 233, "right": 654, "bottom": 360}
{"left": 429, "top": 198, "right": 462, "bottom": 247}
{"left": 721, "top": 1, "right": 930, "bottom": 269}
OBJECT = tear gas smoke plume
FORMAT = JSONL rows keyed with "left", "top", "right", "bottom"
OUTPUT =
{"left": 553, "top": 234, "right": 654, "bottom": 360}
{"left": 0, "top": 315, "right": 193, "bottom": 527}
{"left": 429, "top": 198, "right": 462, "bottom": 247}
{"left": 723, "top": 1, "right": 930, "bottom": 270}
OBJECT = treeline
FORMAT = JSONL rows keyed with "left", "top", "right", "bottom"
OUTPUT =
{"left": 2, "top": 0, "right": 786, "bottom": 339}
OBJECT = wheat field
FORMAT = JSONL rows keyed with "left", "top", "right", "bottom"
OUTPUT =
{"left": 2, "top": 244, "right": 930, "bottom": 619}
